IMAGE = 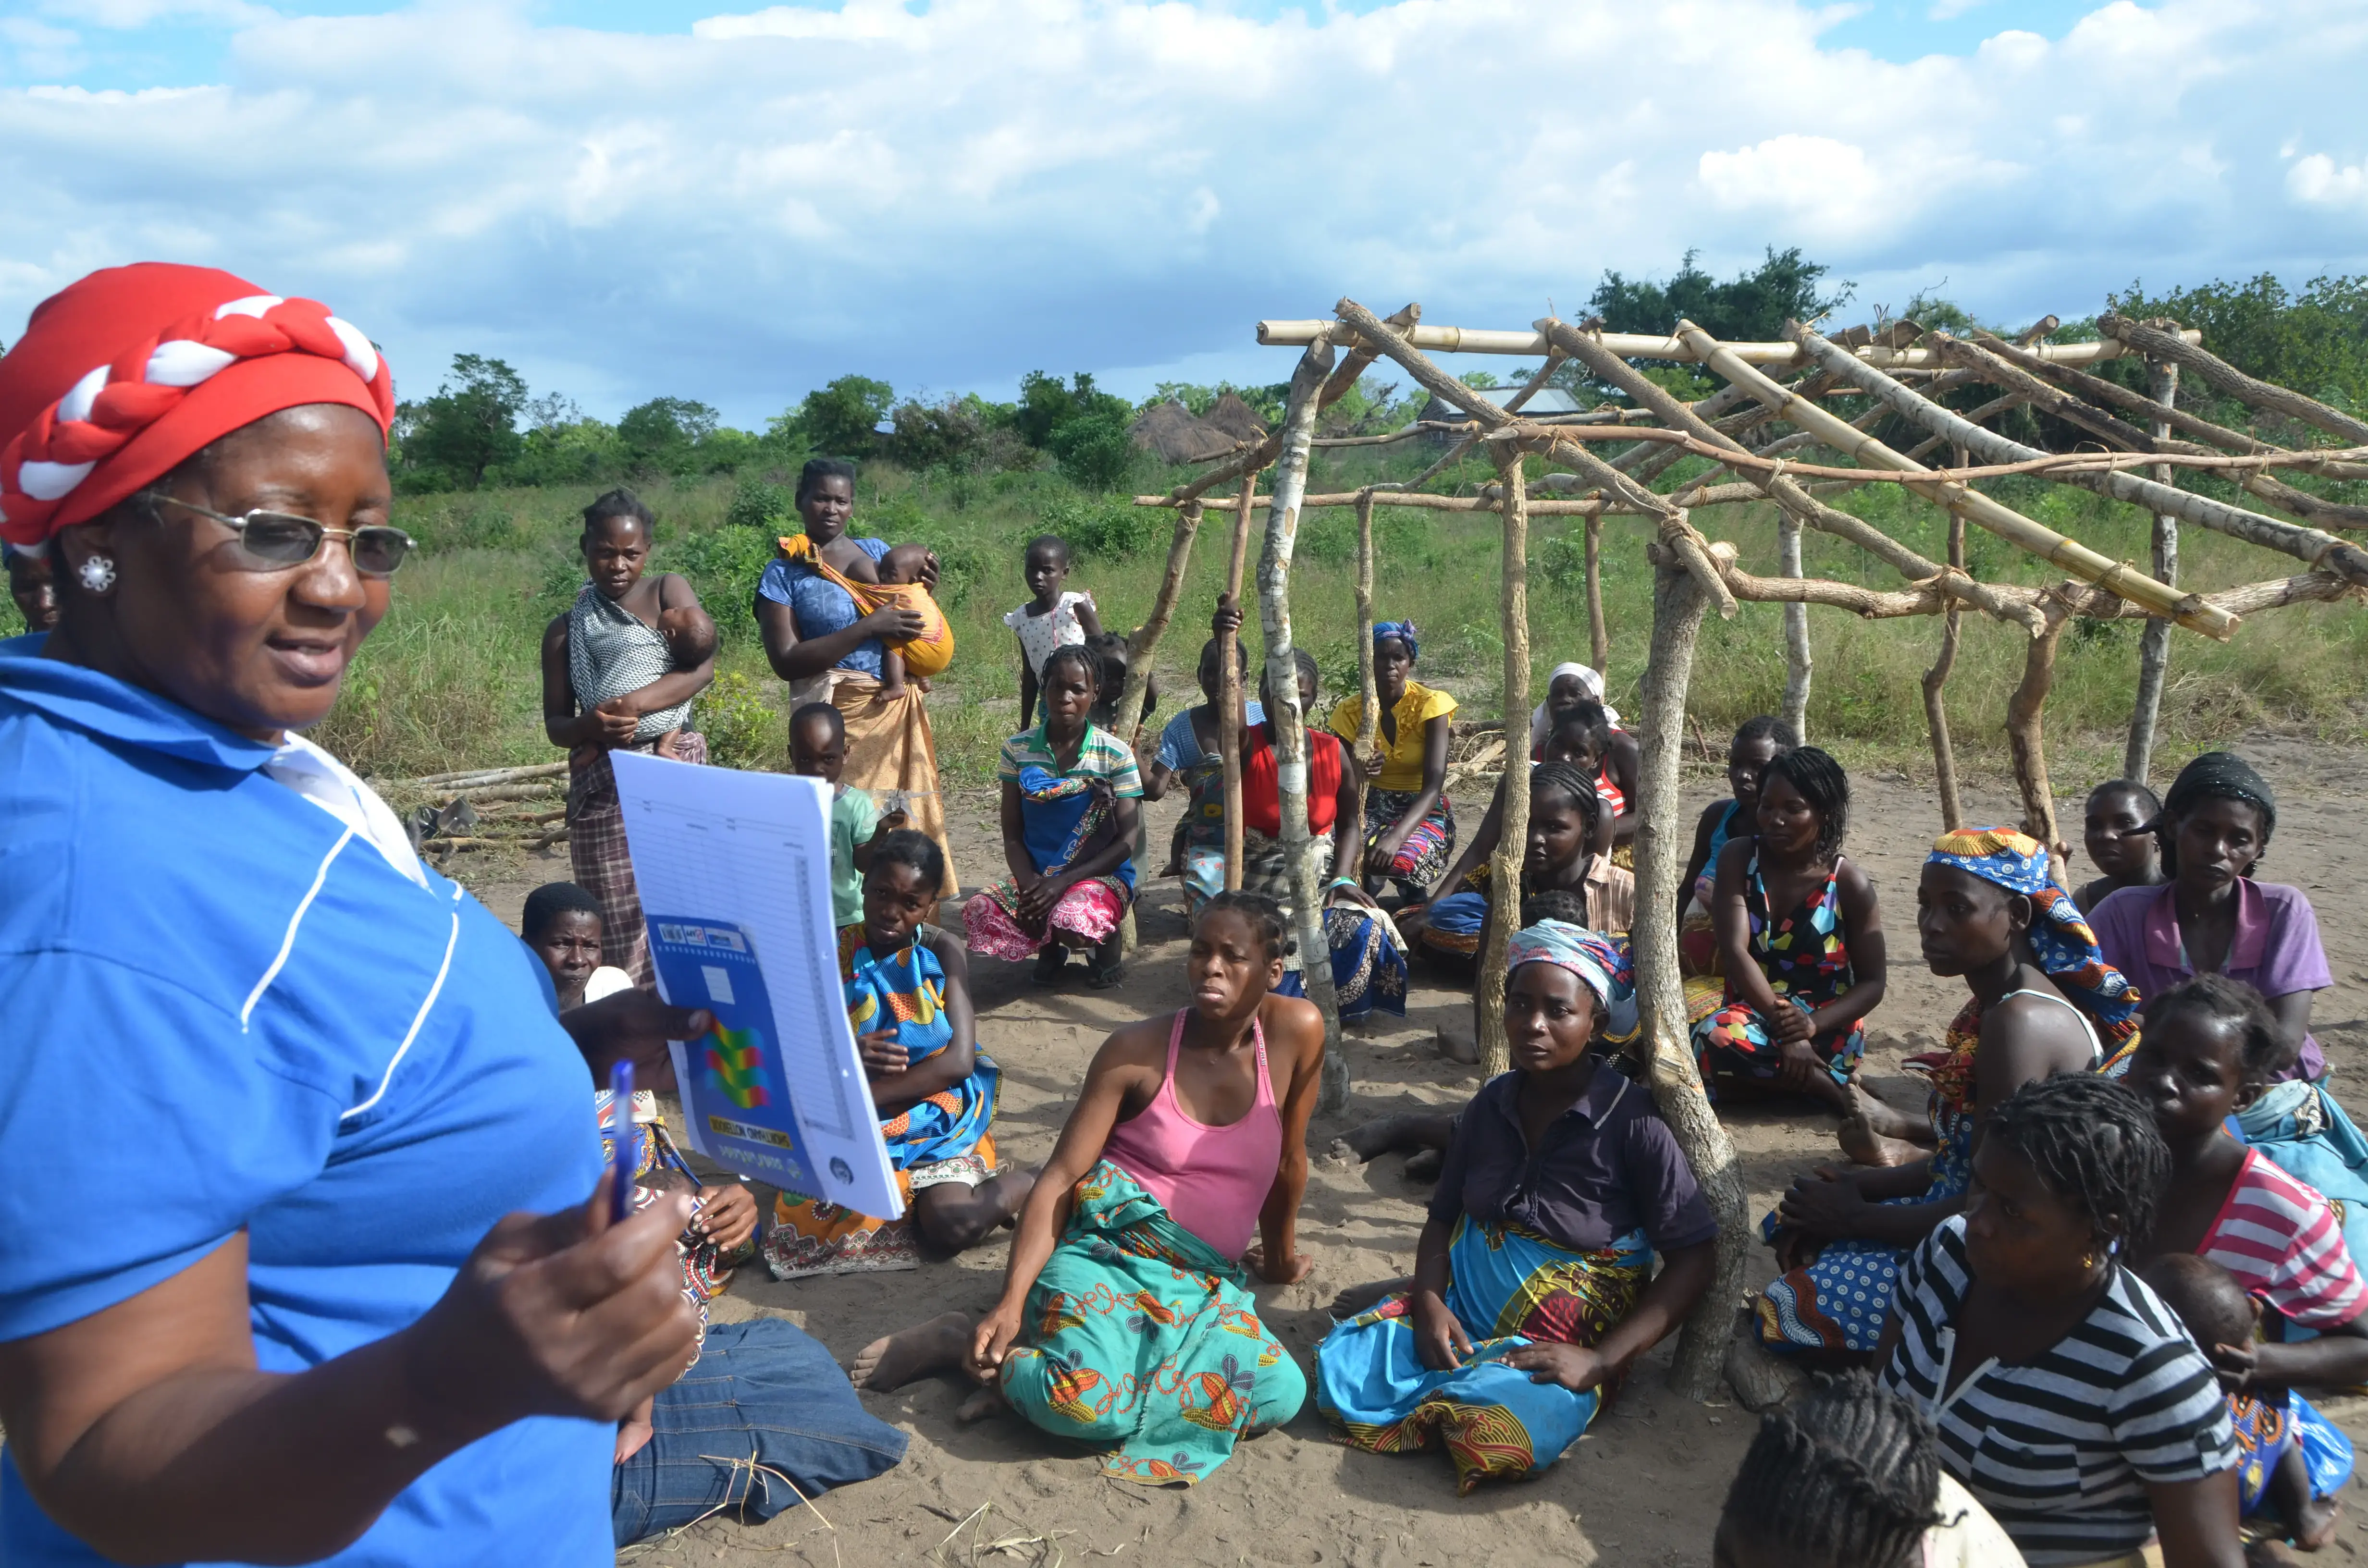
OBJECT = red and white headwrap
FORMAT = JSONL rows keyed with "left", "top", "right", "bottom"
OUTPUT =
{"left": 0, "top": 262, "right": 395, "bottom": 549}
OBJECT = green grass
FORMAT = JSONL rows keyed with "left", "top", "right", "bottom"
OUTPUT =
{"left": 23, "top": 443, "right": 2356, "bottom": 789}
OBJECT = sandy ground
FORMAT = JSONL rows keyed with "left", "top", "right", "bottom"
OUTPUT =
{"left": 467, "top": 740, "right": 2368, "bottom": 1568}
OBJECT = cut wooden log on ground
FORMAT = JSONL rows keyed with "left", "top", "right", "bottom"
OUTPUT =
{"left": 402, "top": 760, "right": 569, "bottom": 790}
{"left": 442, "top": 781, "right": 563, "bottom": 807}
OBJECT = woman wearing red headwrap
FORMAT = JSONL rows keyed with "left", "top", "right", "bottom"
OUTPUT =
{"left": 0, "top": 264, "right": 707, "bottom": 1566}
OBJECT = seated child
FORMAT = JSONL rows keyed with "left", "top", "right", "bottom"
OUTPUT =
{"left": 789, "top": 700, "right": 906, "bottom": 928}
{"left": 521, "top": 880, "right": 636, "bottom": 1009}
{"left": 2072, "top": 778, "right": 2163, "bottom": 914}
{"left": 776, "top": 532, "right": 953, "bottom": 696}
{"left": 1715, "top": 1371, "right": 2026, "bottom": 1568}
{"left": 1317, "top": 919, "right": 1715, "bottom": 1492}
{"left": 763, "top": 829, "right": 1026, "bottom": 1278}
{"left": 1085, "top": 629, "right": 1158, "bottom": 736}
{"left": 2139, "top": 1254, "right": 2345, "bottom": 1553}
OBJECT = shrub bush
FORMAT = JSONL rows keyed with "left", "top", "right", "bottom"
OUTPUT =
{"left": 694, "top": 670, "right": 778, "bottom": 771}
{"left": 663, "top": 526, "right": 778, "bottom": 642}
{"left": 1036, "top": 494, "right": 1167, "bottom": 560}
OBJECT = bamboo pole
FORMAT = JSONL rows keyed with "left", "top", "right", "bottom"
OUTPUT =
{"left": 1630, "top": 541, "right": 1749, "bottom": 1403}
{"left": 1146, "top": 491, "right": 1620, "bottom": 516}
{"left": 2100, "top": 314, "right": 2368, "bottom": 448}
{"left": 1477, "top": 447, "right": 1534, "bottom": 1081}
{"left": 1111, "top": 499, "right": 1205, "bottom": 745}
{"left": 1778, "top": 513, "right": 1811, "bottom": 742}
{"left": 1353, "top": 490, "right": 1381, "bottom": 762}
{"left": 1584, "top": 512, "right": 1610, "bottom": 673}
{"left": 403, "top": 760, "right": 569, "bottom": 789}
{"left": 1799, "top": 326, "right": 2368, "bottom": 604}
{"left": 1773, "top": 323, "right": 2230, "bottom": 636}
{"left": 2125, "top": 358, "right": 2180, "bottom": 787}
{"left": 2008, "top": 600, "right": 2072, "bottom": 870}
{"left": 1925, "top": 498, "right": 1967, "bottom": 831}
{"left": 1256, "top": 340, "right": 1351, "bottom": 1115}
{"left": 1219, "top": 472, "right": 1256, "bottom": 892}
{"left": 1545, "top": 316, "right": 2047, "bottom": 634}
{"left": 1257, "top": 318, "right": 2196, "bottom": 369}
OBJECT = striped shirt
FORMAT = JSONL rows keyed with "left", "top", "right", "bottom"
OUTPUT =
{"left": 1881, "top": 1218, "right": 2237, "bottom": 1566}
{"left": 998, "top": 722, "right": 1144, "bottom": 798}
{"left": 2201, "top": 1148, "right": 2367, "bottom": 1330}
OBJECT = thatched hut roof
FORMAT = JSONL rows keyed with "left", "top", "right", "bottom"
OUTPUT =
{"left": 1131, "top": 401, "right": 1237, "bottom": 464}
{"left": 1202, "top": 392, "right": 1270, "bottom": 443}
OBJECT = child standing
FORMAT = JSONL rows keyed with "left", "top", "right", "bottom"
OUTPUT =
{"left": 792, "top": 701, "right": 908, "bottom": 929}
{"left": 1003, "top": 534, "right": 1102, "bottom": 728}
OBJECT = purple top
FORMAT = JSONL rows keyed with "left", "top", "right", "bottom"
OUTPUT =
{"left": 1430, "top": 1063, "right": 1717, "bottom": 1254}
{"left": 2089, "top": 879, "right": 2333, "bottom": 1081}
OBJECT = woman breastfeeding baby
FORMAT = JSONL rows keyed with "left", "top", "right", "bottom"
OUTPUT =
{"left": 854, "top": 894, "right": 1324, "bottom": 1485}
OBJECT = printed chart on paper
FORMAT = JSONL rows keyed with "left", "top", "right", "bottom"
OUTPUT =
{"left": 610, "top": 750, "right": 899, "bottom": 1217}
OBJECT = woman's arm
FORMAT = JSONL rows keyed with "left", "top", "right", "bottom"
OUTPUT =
{"left": 2226, "top": 1313, "right": 2368, "bottom": 1393}
{"left": 1675, "top": 798, "right": 1725, "bottom": 932}
{"left": 1406, "top": 1211, "right": 1471, "bottom": 1371}
{"left": 1606, "top": 731, "right": 1641, "bottom": 846}
{"left": 756, "top": 595, "right": 922, "bottom": 685}
{"left": 1017, "top": 659, "right": 1039, "bottom": 731}
{"left": 1073, "top": 597, "right": 1105, "bottom": 640}
{"left": 2146, "top": 1470, "right": 2245, "bottom": 1568}
{"left": 1250, "top": 996, "right": 1326, "bottom": 1284}
{"left": 1503, "top": 1239, "right": 1717, "bottom": 1392}
{"left": 999, "top": 780, "right": 1038, "bottom": 887}
{"left": 1710, "top": 838, "right": 1782, "bottom": 1019}
{"left": 0, "top": 1193, "right": 697, "bottom": 1567}
{"left": 2265, "top": 990, "right": 2317, "bottom": 1073}
{"left": 1369, "top": 713, "right": 1452, "bottom": 870}
{"left": 1812, "top": 858, "right": 1888, "bottom": 1041}
{"left": 1036, "top": 797, "right": 1139, "bottom": 899}
{"left": 1427, "top": 770, "right": 1507, "bottom": 901}
{"left": 1329, "top": 748, "right": 1365, "bottom": 882}
{"left": 866, "top": 933, "right": 981, "bottom": 1117}
{"left": 541, "top": 615, "right": 632, "bottom": 750}
{"left": 968, "top": 1027, "right": 1162, "bottom": 1375}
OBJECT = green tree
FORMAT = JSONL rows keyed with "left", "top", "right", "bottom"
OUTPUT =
{"left": 617, "top": 396, "right": 718, "bottom": 478}
{"left": 1046, "top": 410, "right": 1135, "bottom": 490}
{"left": 799, "top": 375, "right": 893, "bottom": 459}
{"left": 1013, "top": 370, "right": 1129, "bottom": 448}
{"left": 2109, "top": 272, "right": 2368, "bottom": 411}
{"left": 1590, "top": 246, "right": 1854, "bottom": 343}
{"left": 397, "top": 354, "right": 528, "bottom": 490}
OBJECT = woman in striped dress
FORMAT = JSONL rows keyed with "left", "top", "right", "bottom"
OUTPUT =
{"left": 1877, "top": 1074, "right": 2242, "bottom": 1567}
{"left": 542, "top": 487, "right": 714, "bottom": 982}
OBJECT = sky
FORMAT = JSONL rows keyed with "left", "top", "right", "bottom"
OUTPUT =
{"left": 4, "top": 0, "right": 2367, "bottom": 428}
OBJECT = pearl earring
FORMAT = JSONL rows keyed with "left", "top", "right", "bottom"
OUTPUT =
{"left": 78, "top": 554, "right": 117, "bottom": 594}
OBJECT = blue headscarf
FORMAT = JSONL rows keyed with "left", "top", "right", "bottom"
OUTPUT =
{"left": 1926, "top": 827, "right": 2140, "bottom": 1051}
{"left": 1372, "top": 620, "right": 1419, "bottom": 662}
{"left": 1505, "top": 919, "right": 1638, "bottom": 1044}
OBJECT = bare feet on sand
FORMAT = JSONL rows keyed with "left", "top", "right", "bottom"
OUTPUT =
{"left": 1331, "top": 1277, "right": 1411, "bottom": 1318}
{"left": 1342, "top": 1114, "right": 1426, "bottom": 1161}
{"left": 2296, "top": 1492, "right": 2342, "bottom": 1552}
{"left": 851, "top": 1310, "right": 972, "bottom": 1391}
{"left": 1435, "top": 1028, "right": 1480, "bottom": 1066}
{"left": 1403, "top": 1148, "right": 1443, "bottom": 1183}
{"left": 955, "top": 1384, "right": 1006, "bottom": 1423}
{"left": 1837, "top": 1082, "right": 1931, "bottom": 1168}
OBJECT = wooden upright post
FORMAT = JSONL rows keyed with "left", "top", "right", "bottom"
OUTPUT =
{"left": 1778, "top": 514, "right": 1812, "bottom": 741}
{"left": 1219, "top": 473, "right": 1256, "bottom": 891}
{"left": 1584, "top": 512, "right": 1610, "bottom": 674}
{"left": 1633, "top": 537, "right": 1749, "bottom": 1403}
{"left": 2009, "top": 600, "right": 2072, "bottom": 872}
{"left": 1111, "top": 500, "right": 1204, "bottom": 744}
{"left": 2125, "top": 357, "right": 2181, "bottom": 785}
{"left": 1924, "top": 502, "right": 1967, "bottom": 831}
{"left": 1258, "top": 341, "right": 1352, "bottom": 1113}
{"left": 1353, "top": 489, "right": 1381, "bottom": 764}
{"left": 1476, "top": 447, "right": 1534, "bottom": 1079}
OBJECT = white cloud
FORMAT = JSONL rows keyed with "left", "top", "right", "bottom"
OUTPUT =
{"left": 40, "top": 0, "right": 276, "bottom": 27}
{"left": 0, "top": 0, "right": 2363, "bottom": 421}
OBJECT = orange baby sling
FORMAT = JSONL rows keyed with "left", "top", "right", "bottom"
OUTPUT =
{"left": 776, "top": 534, "right": 955, "bottom": 677}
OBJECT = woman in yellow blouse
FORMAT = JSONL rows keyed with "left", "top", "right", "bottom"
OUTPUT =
{"left": 1328, "top": 621, "right": 1457, "bottom": 903}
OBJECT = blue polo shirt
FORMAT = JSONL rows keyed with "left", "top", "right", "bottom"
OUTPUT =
{"left": 0, "top": 637, "right": 612, "bottom": 1566}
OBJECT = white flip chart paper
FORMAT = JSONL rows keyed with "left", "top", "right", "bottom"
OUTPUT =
{"left": 608, "top": 749, "right": 899, "bottom": 1218}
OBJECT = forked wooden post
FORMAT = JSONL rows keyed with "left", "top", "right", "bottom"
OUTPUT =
{"left": 1476, "top": 447, "right": 1534, "bottom": 1080}
{"left": 1112, "top": 500, "right": 1204, "bottom": 743}
{"left": 2009, "top": 599, "right": 2071, "bottom": 867}
{"left": 1924, "top": 503, "right": 1967, "bottom": 831}
{"left": 1219, "top": 473, "right": 1256, "bottom": 891}
{"left": 1778, "top": 514, "right": 1812, "bottom": 741}
{"left": 1257, "top": 341, "right": 1352, "bottom": 1113}
{"left": 1584, "top": 512, "right": 1610, "bottom": 674}
{"left": 2125, "top": 356, "right": 2181, "bottom": 785}
{"left": 1354, "top": 489, "right": 1381, "bottom": 764}
{"left": 1633, "top": 540, "right": 1749, "bottom": 1402}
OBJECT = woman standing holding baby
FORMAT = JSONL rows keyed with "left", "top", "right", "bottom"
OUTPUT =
{"left": 543, "top": 486, "right": 716, "bottom": 983}
{"left": 757, "top": 458, "right": 958, "bottom": 897}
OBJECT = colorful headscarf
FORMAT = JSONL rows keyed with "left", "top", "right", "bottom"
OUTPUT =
{"left": 1372, "top": 620, "right": 1419, "bottom": 662}
{"left": 1505, "top": 919, "right": 1639, "bottom": 1044}
{"left": 1926, "top": 827, "right": 2141, "bottom": 1049}
{"left": 2158, "top": 751, "right": 2275, "bottom": 876}
{"left": 0, "top": 263, "right": 395, "bottom": 547}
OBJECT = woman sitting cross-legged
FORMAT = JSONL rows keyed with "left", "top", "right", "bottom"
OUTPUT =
{"left": 1328, "top": 619, "right": 1456, "bottom": 904}
{"left": 965, "top": 642, "right": 1142, "bottom": 989}
{"left": 1410, "top": 760, "right": 1636, "bottom": 970}
{"left": 765, "top": 830, "right": 1027, "bottom": 1279}
{"left": 1677, "top": 714, "right": 1797, "bottom": 980}
{"left": 2128, "top": 975, "right": 2362, "bottom": 1550}
{"left": 1316, "top": 921, "right": 1717, "bottom": 1493}
{"left": 1755, "top": 828, "right": 2141, "bottom": 1361}
{"left": 1876, "top": 1074, "right": 2244, "bottom": 1568}
{"left": 1422, "top": 708, "right": 1606, "bottom": 921}
{"left": 1692, "top": 746, "right": 1887, "bottom": 1112}
{"left": 851, "top": 893, "right": 1323, "bottom": 1485}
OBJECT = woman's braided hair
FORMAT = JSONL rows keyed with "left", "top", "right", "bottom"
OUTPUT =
{"left": 1529, "top": 760, "right": 1602, "bottom": 837}
{"left": 1197, "top": 890, "right": 1294, "bottom": 963}
{"left": 1040, "top": 641, "right": 1102, "bottom": 693}
{"left": 1761, "top": 746, "right": 1850, "bottom": 860}
{"left": 1985, "top": 1072, "right": 2169, "bottom": 1249}
{"left": 1719, "top": 1372, "right": 1943, "bottom": 1568}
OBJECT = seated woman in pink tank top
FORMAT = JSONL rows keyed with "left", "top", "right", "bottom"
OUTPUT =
{"left": 849, "top": 892, "right": 1326, "bottom": 1486}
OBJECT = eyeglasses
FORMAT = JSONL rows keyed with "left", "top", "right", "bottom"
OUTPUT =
{"left": 144, "top": 493, "right": 415, "bottom": 578}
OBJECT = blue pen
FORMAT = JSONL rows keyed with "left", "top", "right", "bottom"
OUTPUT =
{"left": 607, "top": 1059, "right": 636, "bottom": 1225}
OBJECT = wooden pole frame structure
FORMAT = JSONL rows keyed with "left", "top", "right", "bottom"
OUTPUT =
{"left": 1124, "top": 294, "right": 2368, "bottom": 1405}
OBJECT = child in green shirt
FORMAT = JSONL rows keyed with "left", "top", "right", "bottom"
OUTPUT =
{"left": 792, "top": 702, "right": 906, "bottom": 928}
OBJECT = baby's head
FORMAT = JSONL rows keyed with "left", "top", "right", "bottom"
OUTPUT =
{"left": 656, "top": 602, "right": 718, "bottom": 667}
{"left": 878, "top": 543, "right": 934, "bottom": 586}
{"left": 1519, "top": 889, "right": 1593, "bottom": 930}
{"left": 2138, "top": 1252, "right": 2259, "bottom": 1355}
